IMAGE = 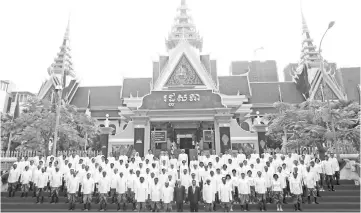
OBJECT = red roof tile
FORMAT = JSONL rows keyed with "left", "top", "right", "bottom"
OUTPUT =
{"left": 218, "top": 76, "right": 250, "bottom": 96}
{"left": 339, "top": 67, "right": 360, "bottom": 102}
{"left": 70, "top": 86, "right": 122, "bottom": 108}
{"left": 249, "top": 82, "right": 305, "bottom": 104}
{"left": 121, "top": 78, "right": 152, "bottom": 98}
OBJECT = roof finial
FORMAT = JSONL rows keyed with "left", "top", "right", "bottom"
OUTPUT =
{"left": 64, "top": 13, "right": 71, "bottom": 40}
{"left": 300, "top": 0, "right": 309, "bottom": 33}
{"left": 181, "top": 0, "right": 186, "bottom": 6}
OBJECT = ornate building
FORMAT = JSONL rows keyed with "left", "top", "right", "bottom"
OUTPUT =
{"left": 37, "top": 0, "right": 360, "bottom": 158}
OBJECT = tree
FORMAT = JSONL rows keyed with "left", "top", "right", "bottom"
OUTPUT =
{"left": 1, "top": 97, "right": 100, "bottom": 156}
{"left": 266, "top": 100, "right": 360, "bottom": 160}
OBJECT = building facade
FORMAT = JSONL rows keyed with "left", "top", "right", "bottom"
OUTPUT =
{"left": 37, "top": 0, "right": 360, "bottom": 158}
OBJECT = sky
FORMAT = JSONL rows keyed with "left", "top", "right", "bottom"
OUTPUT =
{"left": 0, "top": 0, "right": 360, "bottom": 93}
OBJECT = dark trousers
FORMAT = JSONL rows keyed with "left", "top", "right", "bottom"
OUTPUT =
{"left": 190, "top": 202, "right": 198, "bottom": 212}
{"left": 334, "top": 171, "right": 340, "bottom": 184}
{"left": 176, "top": 201, "right": 183, "bottom": 212}
{"left": 319, "top": 174, "right": 325, "bottom": 188}
{"left": 326, "top": 175, "right": 334, "bottom": 189}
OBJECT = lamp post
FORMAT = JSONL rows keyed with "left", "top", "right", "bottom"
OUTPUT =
{"left": 52, "top": 69, "right": 65, "bottom": 157}
{"left": 318, "top": 21, "right": 339, "bottom": 157}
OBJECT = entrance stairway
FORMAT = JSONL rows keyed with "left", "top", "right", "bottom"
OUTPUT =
{"left": 1, "top": 180, "right": 360, "bottom": 212}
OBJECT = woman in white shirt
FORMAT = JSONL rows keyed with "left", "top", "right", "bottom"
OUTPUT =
{"left": 272, "top": 174, "right": 284, "bottom": 212}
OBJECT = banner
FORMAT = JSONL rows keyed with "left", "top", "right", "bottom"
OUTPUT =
{"left": 219, "top": 127, "right": 231, "bottom": 153}
{"left": 134, "top": 128, "right": 145, "bottom": 157}
{"left": 100, "top": 133, "right": 109, "bottom": 159}
{"left": 152, "top": 131, "right": 167, "bottom": 143}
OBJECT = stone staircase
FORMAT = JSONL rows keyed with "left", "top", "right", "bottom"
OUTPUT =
{"left": 1, "top": 180, "right": 360, "bottom": 212}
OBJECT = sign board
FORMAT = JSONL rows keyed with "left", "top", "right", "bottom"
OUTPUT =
{"left": 140, "top": 90, "right": 224, "bottom": 110}
{"left": 152, "top": 131, "right": 167, "bottom": 143}
{"left": 203, "top": 130, "right": 213, "bottom": 142}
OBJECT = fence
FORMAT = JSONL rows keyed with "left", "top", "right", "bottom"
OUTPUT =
{"left": 0, "top": 150, "right": 103, "bottom": 158}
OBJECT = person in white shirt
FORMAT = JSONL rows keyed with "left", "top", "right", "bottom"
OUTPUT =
{"left": 35, "top": 168, "right": 49, "bottom": 204}
{"left": 272, "top": 174, "right": 284, "bottom": 212}
{"left": 330, "top": 153, "right": 340, "bottom": 185}
{"left": 238, "top": 173, "right": 250, "bottom": 211}
{"left": 135, "top": 176, "right": 149, "bottom": 212}
{"left": 289, "top": 172, "right": 303, "bottom": 211}
{"left": 203, "top": 179, "right": 214, "bottom": 212}
{"left": 219, "top": 177, "right": 233, "bottom": 212}
{"left": 304, "top": 166, "right": 319, "bottom": 204}
{"left": 66, "top": 171, "right": 80, "bottom": 211}
{"left": 162, "top": 181, "right": 174, "bottom": 212}
{"left": 178, "top": 149, "right": 188, "bottom": 165}
{"left": 81, "top": 173, "right": 94, "bottom": 211}
{"left": 246, "top": 170, "right": 256, "bottom": 204}
{"left": 149, "top": 177, "right": 162, "bottom": 212}
{"left": 116, "top": 172, "right": 128, "bottom": 211}
{"left": 323, "top": 156, "right": 335, "bottom": 191}
{"left": 20, "top": 165, "right": 32, "bottom": 198}
{"left": 255, "top": 171, "right": 267, "bottom": 211}
{"left": 8, "top": 164, "right": 20, "bottom": 198}
{"left": 109, "top": 168, "right": 118, "bottom": 204}
{"left": 98, "top": 171, "right": 110, "bottom": 211}
{"left": 50, "top": 167, "right": 62, "bottom": 203}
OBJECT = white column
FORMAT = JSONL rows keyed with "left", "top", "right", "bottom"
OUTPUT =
{"left": 214, "top": 120, "right": 220, "bottom": 155}
{"left": 144, "top": 121, "right": 150, "bottom": 155}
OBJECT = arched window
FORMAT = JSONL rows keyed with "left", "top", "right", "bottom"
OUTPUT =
{"left": 109, "top": 124, "right": 116, "bottom": 135}
{"left": 240, "top": 122, "right": 250, "bottom": 131}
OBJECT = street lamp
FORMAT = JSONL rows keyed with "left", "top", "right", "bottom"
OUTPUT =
{"left": 318, "top": 21, "right": 339, "bottom": 157}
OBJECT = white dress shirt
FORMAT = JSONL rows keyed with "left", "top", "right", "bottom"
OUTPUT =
{"left": 238, "top": 178, "right": 250, "bottom": 194}
{"left": 98, "top": 176, "right": 111, "bottom": 193}
{"left": 162, "top": 186, "right": 174, "bottom": 203}
{"left": 135, "top": 182, "right": 149, "bottom": 202}
{"left": 289, "top": 176, "right": 303, "bottom": 195}
{"left": 8, "top": 168, "right": 20, "bottom": 183}
{"left": 219, "top": 183, "right": 232, "bottom": 202}
{"left": 36, "top": 172, "right": 49, "bottom": 188}
{"left": 116, "top": 176, "right": 128, "bottom": 194}
{"left": 82, "top": 178, "right": 95, "bottom": 194}
{"left": 202, "top": 184, "right": 214, "bottom": 203}
{"left": 150, "top": 183, "right": 162, "bottom": 201}
{"left": 50, "top": 171, "right": 63, "bottom": 187}
{"left": 255, "top": 177, "right": 267, "bottom": 194}
{"left": 20, "top": 170, "right": 32, "bottom": 184}
{"left": 67, "top": 176, "right": 80, "bottom": 194}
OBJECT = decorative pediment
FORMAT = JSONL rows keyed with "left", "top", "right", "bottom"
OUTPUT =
{"left": 314, "top": 83, "right": 338, "bottom": 101}
{"left": 165, "top": 54, "right": 204, "bottom": 87}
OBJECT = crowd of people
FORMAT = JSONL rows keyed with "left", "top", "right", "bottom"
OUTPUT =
{"left": 6, "top": 149, "right": 341, "bottom": 212}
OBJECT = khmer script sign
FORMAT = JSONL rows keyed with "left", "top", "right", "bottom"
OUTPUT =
{"left": 140, "top": 90, "right": 224, "bottom": 110}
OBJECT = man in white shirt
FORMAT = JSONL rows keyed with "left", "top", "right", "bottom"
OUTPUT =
{"left": 35, "top": 168, "right": 48, "bottom": 204}
{"left": 178, "top": 149, "right": 188, "bottom": 165}
{"left": 203, "top": 179, "right": 214, "bottom": 212}
{"left": 323, "top": 156, "right": 335, "bottom": 191}
{"left": 255, "top": 171, "right": 267, "bottom": 211}
{"left": 81, "top": 173, "right": 94, "bottom": 211}
{"left": 20, "top": 165, "right": 32, "bottom": 198}
{"left": 66, "top": 171, "right": 80, "bottom": 211}
{"left": 289, "top": 172, "right": 303, "bottom": 211}
{"left": 8, "top": 164, "right": 20, "bottom": 198}
{"left": 219, "top": 177, "right": 232, "bottom": 212}
{"left": 135, "top": 176, "right": 149, "bottom": 212}
{"left": 31, "top": 165, "right": 42, "bottom": 198}
{"left": 304, "top": 166, "right": 319, "bottom": 204}
{"left": 149, "top": 177, "right": 162, "bottom": 212}
{"left": 116, "top": 172, "right": 127, "bottom": 211}
{"left": 238, "top": 173, "right": 250, "bottom": 211}
{"left": 330, "top": 153, "right": 340, "bottom": 185}
{"left": 98, "top": 171, "right": 110, "bottom": 211}
{"left": 50, "top": 167, "right": 63, "bottom": 203}
{"left": 162, "top": 181, "right": 174, "bottom": 212}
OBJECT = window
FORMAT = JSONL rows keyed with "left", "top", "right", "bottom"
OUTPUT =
{"left": 231, "top": 142, "right": 255, "bottom": 155}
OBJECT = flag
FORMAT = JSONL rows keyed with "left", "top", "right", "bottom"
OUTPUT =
{"left": 85, "top": 90, "right": 91, "bottom": 117}
{"left": 295, "top": 64, "right": 311, "bottom": 99}
{"left": 278, "top": 84, "right": 283, "bottom": 102}
{"left": 13, "top": 93, "right": 20, "bottom": 119}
